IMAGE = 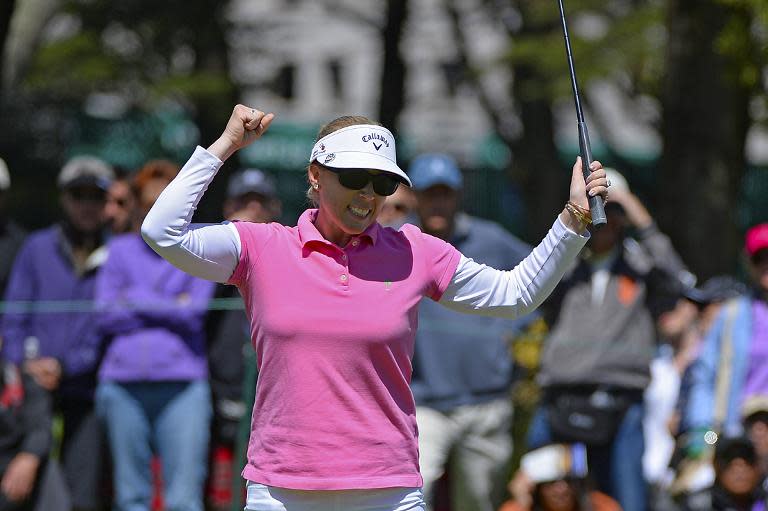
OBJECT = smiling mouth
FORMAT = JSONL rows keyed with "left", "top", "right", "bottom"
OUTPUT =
{"left": 348, "top": 206, "right": 371, "bottom": 219}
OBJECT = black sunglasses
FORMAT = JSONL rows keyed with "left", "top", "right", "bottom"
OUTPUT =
{"left": 751, "top": 249, "right": 768, "bottom": 266}
{"left": 68, "top": 187, "right": 106, "bottom": 202}
{"left": 322, "top": 166, "right": 400, "bottom": 197}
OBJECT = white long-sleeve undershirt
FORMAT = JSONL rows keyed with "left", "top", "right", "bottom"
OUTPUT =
{"left": 141, "top": 146, "right": 589, "bottom": 319}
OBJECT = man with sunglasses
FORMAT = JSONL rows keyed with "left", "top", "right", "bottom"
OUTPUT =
{"left": 104, "top": 169, "right": 138, "bottom": 234}
{"left": 1, "top": 156, "right": 114, "bottom": 511}
{"left": 379, "top": 185, "right": 417, "bottom": 229}
{"left": 406, "top": 153, "right": 535, "bottom": 511}
{"left": 140, "top": 105, "right": 608, "bottom": 511}
{"left": 683, "top": 223, "right": 768, "bottom": 478}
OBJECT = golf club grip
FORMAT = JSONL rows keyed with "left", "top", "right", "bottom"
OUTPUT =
{"left": 578, "top": 122, "right": 607, "bottom": 226}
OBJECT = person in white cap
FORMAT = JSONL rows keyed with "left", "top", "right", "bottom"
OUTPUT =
{"left": 140, "top": 105, "right": 608, "bottom": 511}
{"left": 500, "top": 444, "right": 620, "bottom": 511}
{"left": 527, "top": 167, "right": 691, "bottom": 511}
{"left": 2, "top": 154, "right": 114, "bottom": 511}
{"left": 0, "top": 157, "right": 26, "bottom": 300}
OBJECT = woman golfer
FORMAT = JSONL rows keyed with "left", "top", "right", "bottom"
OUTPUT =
{"left": 141, "top": 105, "right": 608, "bottom": 511}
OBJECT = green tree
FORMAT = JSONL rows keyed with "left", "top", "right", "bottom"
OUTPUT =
{"left": 0, "top": 0, "right": 239, "bottom": 224}
{"left": 23, "top": 0, "right": 237, "bottom": 149}
{"left": 659, "top": 0, "right": 766, "bottom": 279}
{"left": 450, "top": 0, "right": 666, "bottom": 239}
{"left": 456, "top": 0, "right": 767, "bottom": 277}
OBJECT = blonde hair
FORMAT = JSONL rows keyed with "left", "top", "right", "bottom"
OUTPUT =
{"left": 306, "top": 115, "right": 381, "bottom": 206}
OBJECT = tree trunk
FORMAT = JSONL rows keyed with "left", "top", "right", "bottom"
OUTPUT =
{"left": 189, "top": 0, "right": 239, "bottom": 221}
{"left": 448, "top": 0, "right": 563, "bottom": 241}
{"left": 0, "top": 0, "right": 16, "bottom": 98}
{"left": 658, "top": 0, "right": 752, "bottom": 280}
{"left": 512, "top": 67, "right": 565, "bottom": 241}
{"left": 191, "top": 0, "right": 239, "bottom": 149}
{"left": 510, "top": 1, "right": 564, "bottom": 241}
{"left": 378, "top": 0, "right": 407, "bottom": 134}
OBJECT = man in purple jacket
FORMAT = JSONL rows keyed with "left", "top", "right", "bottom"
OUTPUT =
{"left": 1, "top": 156, "right": 114, "bottom": 511}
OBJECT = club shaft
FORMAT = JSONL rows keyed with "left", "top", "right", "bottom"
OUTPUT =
{"left": 558, "top": 0, "right": 607, "bottom": 226}
{"left": 558, "top": 0, "right": 585, "bottom": 124}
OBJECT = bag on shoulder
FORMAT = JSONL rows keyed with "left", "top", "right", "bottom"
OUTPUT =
{"left": 545, "top": 389, "right": 628, "bottom": 446}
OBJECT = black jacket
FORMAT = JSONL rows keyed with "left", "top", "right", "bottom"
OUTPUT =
{"left": 0, "top": 360, "right": 52, "bottom": 471}
{"left": 682, "top": 484, "right": 768, "bottom": 511}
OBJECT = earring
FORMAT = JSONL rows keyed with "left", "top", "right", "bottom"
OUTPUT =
{"left": 312, "top": 183, "right": 319, "bottom": 190}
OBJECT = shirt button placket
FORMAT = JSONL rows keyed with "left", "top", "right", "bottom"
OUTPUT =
{"left": 340, "top": 251, "right": 349, "bottom": 288}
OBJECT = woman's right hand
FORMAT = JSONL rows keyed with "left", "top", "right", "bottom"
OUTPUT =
{"left": 208, "top": 105, "right": 274, "bottom": 161}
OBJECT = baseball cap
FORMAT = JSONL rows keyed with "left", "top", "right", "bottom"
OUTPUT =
{"left": 310, "top": 124, "right": 411, "bottom": 186}
{"left": 0, "top": 157, "right": 9, "bottom": 190}
{"left": 682, "top": 275, "right": 747, "bottom": 305}
{"left": 520, "top": 443, "right": 588, "bottom": 483}
{"left": 745, "top": 223, "right": 768, "bottom": 257}
{"left": 742, "top": 395, "right": 768, "bottom": 422}
{"left": 714, "top": 435, "right": 756, "bottom": 464}
{"left": 604, "top": 168, "right": 630, "bottom": 215}
{"left": 227, "top": 168, "right": 277, "bottom": 199}
{"left": 407, "top": 154, "right": 463, "bottom": 191}
{"left": 58, "top": 156, "right": 114, "bottom": 191}
{"left": 603, "top": 167, "right": 629, "bottom": 193}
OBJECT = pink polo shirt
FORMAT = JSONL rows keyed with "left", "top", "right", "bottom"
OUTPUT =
{"left": 229, "top": 209, "right": 461, "bottom": 490}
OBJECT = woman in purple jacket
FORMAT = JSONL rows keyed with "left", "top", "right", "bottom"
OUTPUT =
{"left": 94, "top": 161, "right": 215, "bottom": 511}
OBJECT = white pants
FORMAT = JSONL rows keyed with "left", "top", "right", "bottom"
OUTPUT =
{"left": 417, "top": 398, "right": 513, "bottom": 511}
{"left": 245, "top": 481, "right": 425, "bottom": 511}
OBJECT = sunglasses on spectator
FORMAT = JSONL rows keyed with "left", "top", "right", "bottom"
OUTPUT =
{"left": 68, "top": 187, "right": 106, "bottom": 202}
{"left": 751, "top": 249, "right": 768, "bottom": 266}
{"left": 388, "top": 202, "right": 411, "bottom": 213}
{"left": 108, "top": 196, "right": 130, "bottom": 208}
{"left": 321, "top": 165, "right": 400, "bottom": 196}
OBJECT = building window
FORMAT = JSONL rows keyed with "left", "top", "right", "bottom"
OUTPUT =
{"left": 273, "top": 64, "right": 295, "bottom": 100}
{"left": 329, "top": 59, "right": 343, "bottom": 100}
{"left": 440, "top": 60, "right": 463, "bottom": 97}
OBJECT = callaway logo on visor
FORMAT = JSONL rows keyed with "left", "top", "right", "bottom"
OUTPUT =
{"left": 362, "top": 133, "right": 390, "bottom": 151}
{"left": 308, "top": 124, "right": 412, "bottom": 187}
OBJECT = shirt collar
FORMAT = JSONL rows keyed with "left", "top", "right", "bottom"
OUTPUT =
{"left": 451, "top": 212, "right": 471, "bottom": 245}
{"left": 297, "top": 209, "right": 378, "bottom": 250}
{"left": 54, "top": 223, "right": 109, "bottom": 276}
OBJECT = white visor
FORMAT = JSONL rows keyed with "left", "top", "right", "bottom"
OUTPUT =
{"left": 310, "top": 124, "right": 412, "bottom": 187}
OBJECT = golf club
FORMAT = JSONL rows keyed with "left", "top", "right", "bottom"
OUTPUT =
{"left": 557, "top": 0, "right": 607, "bottom": 226}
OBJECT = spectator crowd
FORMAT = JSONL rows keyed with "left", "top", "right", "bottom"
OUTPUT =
{"left": 0, "top": 146, "right": 767, "bottom": 511}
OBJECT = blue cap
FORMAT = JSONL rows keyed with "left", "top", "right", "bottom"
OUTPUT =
{"left": 407, "top": 154, "right": 463, "bottom": 191}
{"left": 227, "top": 168, "right": 277, "bottom": 199}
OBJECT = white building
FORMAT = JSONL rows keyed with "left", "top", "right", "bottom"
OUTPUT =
{"left": 226, "top": 0, "right": 516, "bottom": 169}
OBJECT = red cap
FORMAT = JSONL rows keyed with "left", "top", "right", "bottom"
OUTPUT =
{"left": 746, "top": 223, "right": 768, "bottom": 256}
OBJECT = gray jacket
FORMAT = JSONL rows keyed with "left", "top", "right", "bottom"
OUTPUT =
{"left": 538, "top": 223, "right": 689, "bottom": 390}
{"left": 410, "top": 213, "right": 535, "bottom": 410}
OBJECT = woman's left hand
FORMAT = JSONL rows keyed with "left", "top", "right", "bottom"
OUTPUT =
{"left": 569, "top": 156, "right": 608, "bottom": 210}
